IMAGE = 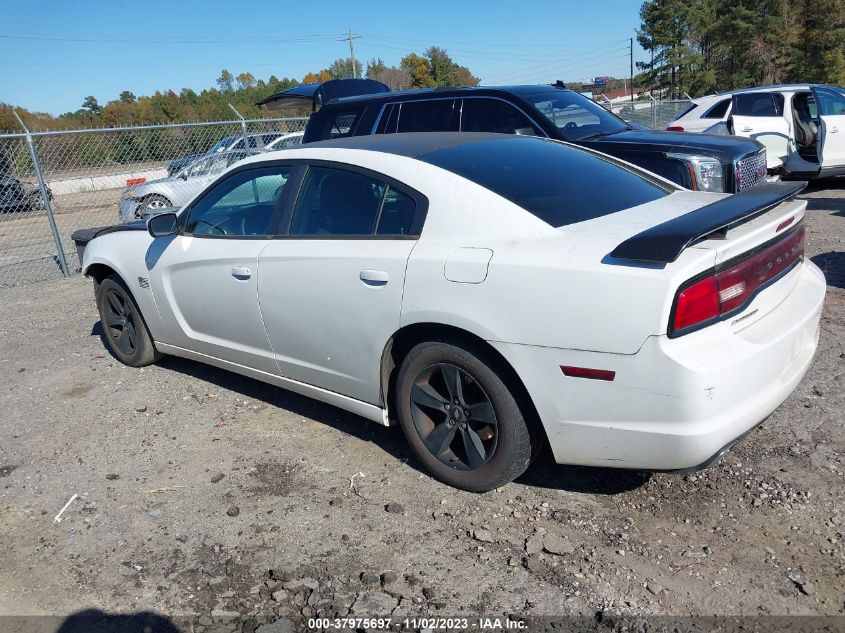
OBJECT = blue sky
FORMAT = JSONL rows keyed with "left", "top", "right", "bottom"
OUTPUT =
{"left": 0, "top": 0, "right": 645, "bottom": 115}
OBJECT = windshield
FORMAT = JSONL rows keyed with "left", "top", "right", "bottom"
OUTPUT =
{"left": 525, "top": 90, "right": 629, "bottom": 141}
{"left": 209, "top": 136, "right": 237, "bottom": 153}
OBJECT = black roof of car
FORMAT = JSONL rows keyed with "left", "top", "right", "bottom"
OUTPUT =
{"left": 324, "top": 84, "right": 565, "bottom": 106}
{"left": 303, "top": 131, "right": 549, "bottom": 157}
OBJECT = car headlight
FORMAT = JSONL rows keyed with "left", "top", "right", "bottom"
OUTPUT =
{"left": 668, "top": 154, "right": 726, "bottom": 192}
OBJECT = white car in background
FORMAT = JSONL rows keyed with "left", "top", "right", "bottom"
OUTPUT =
{"left": 668, "top": 84, "right": 845, "bottom": 179}
{"left": 74, "top": 133, "right": 824, "bottom": 492}
{"left": 264, "top": 131, "right": 304, "bottom": 151}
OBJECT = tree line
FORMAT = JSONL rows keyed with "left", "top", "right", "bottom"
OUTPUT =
{"left": 0, "top": 47, "right": 478, "bottom": 133}
{"left": 636, "top": 0, "right": 845, "bottom": 99}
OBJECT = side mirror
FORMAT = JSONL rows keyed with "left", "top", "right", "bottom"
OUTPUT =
{"left": 179, "top": 172, "right": 188, "bottom": 180}
{"left": 147, "top": 212, "right": 179, "bottom": 238}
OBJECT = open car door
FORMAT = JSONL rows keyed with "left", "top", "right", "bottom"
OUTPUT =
{"left": 729, "top": 92, "right": 790, "bottom": 169}
{"left": 256, "top": 78, "right": 389, "bottom": 112}
{"left": 811, "top": 87, "right": 845, "bottom": 175}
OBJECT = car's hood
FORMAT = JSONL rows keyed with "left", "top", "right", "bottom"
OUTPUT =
{"left": 581, "top": 129, "right": 763, "bottom": 157}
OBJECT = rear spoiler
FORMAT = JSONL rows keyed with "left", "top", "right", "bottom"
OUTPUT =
{"left": 256, "top": 79, "right": 389, "bottom": 111}
{"left": 610, "top": 181, "right": 807, "bottom": 264}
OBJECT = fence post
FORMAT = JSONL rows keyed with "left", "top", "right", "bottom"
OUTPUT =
{"left": 649, "top": 95, "right": 658, "bottom": 130}
{"left": 13, "top": 110, "right": 70, "bottom": 278}
{"left": 228, "top": 103, "right": 250, "bottom": 155}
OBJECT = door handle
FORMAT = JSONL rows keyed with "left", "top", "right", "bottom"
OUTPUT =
{"left": 231, "top": 266, "right": 251, "bottom": 280}
{"left": 740, "top": 127, "right": 753, "bottom": 133}
{"left": 831, "top": 126, "right": 839, "bottom": 133}
{"left": 360, "top": 269, "right": 389, "bottom": 287}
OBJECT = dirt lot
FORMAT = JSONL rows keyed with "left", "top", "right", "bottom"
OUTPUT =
{"left": 0, "top": 184, "right": 843, "bottom": 632}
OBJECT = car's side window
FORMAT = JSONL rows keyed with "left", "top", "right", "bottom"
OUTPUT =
{"left": 184, "top": 166, "right": 291, "bottom": 237}
{"left": 815, "top": 89, "right": 845, "bottom": 116}
{"left": 290, "top": 167, "right": 385, "bottom": 236}
{"left": 375, "top": 104, "right": 399, "bottom": 134}
{"left": 703, "top": 98, "right": 731, "bottom": 119}
{"left": 376, "top": 187, "right": 416, "bottom": 236}
{"left": 734, "top": 93, "right": 782, "bottom": 117}
{"left": 460, "top": 98, "right": 541, "bottom": 135}
{"left": 395, "top": 100, "right": 458, "bottom": 133}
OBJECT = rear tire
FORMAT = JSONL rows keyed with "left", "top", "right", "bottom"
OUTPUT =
{"left": 96, "top": 274, "right": 162, "bottom": 367}
{"left": 395, "top": 340, "right": 533, "bottom": 492}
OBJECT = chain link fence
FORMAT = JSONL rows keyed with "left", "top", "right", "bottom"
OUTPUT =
{"left": 601, "top": 98, "right": 693, "bottom": 130}
{"left": 0, "top": 99, "right": 692, "bottom": 288}
{"left": 0, "top": 116, "right": 308, "bottom": 288}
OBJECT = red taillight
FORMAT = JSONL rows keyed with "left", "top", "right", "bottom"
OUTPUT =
{"left": 673, "top": 276, "right": 720, "bottom": 332}
{"left": 667, "top": 125, "right": 685, "bottom": 131}
{"left": 671, "top": 224, "right": 805, "bottom": 335}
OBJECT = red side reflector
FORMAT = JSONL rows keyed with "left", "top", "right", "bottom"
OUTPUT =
{"left": 776, "top": 216, "right": 795, "bottom": 232}
{"left": 560, "top": 366, "right": 616, "bottom": 381}
{"left": 126, "top": 177, "right": 146, "bottom": 186}
{"left": 667, "top": 125, "right": 685, "bottom": 131}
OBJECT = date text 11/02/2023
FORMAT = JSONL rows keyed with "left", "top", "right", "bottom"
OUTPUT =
{"left": 307, "top": 617, "right": 527, "bottom": 630}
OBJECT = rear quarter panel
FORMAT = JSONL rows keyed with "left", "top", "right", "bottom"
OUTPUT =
{"left": 402, "top": 189, "right": 718, "bottom": 355}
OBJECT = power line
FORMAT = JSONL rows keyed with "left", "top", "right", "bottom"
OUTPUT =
{"left": 364, "top": 33, "right": 631, "bottom": 50}
{"left": 0, "top": 32, "right": 342, "bottom": 44}
{"left": 362, "top": 39, "right": 629, "bottom": 63}
{"left": 480, "top": 48, "right": 629, "bottom": 82}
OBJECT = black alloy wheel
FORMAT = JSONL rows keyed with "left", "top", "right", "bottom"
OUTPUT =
{"left": 102, "top": 287, "right": 139, "bottom": 357}
{"left": 95, "top": 274, "right": 162, "bottom": 367}
{"left": 410, "top": 362, "right": 498, "bottom": 470}
{"left": 396, "top": 340, "right": 535, "bottom": 492}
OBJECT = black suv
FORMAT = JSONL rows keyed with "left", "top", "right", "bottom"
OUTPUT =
{"left": 264, "top": 82, "right": 768, "bottom": 194}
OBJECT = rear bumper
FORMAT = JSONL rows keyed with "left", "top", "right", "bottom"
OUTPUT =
{"left": 492, "top": 260, "right": 825, "bottom": 470}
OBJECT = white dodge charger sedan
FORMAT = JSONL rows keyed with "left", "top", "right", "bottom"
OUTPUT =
{"left": 75, "top": 133, "right": 825, "bottom": 492}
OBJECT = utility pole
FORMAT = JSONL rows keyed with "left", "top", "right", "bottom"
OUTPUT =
{"left": 630, "top": 37, "right": 634, "bottom": 103}
{"left": 339, "top": 30, "right": 363, "bottom": 78}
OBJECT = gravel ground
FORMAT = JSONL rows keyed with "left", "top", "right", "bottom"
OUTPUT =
{"left": 0, "top": 183, "right": 843, "bottom": 631}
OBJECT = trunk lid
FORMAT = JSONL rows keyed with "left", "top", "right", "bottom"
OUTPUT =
{"left": 605, "top": 181, "right": 808, "bottom": 336}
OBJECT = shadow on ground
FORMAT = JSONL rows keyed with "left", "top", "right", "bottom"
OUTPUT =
{"left": 88, "top": 320, "right": 649, "bottom": 497}
{"left": 801, "top": 180, "right": 845, "bottom": 217}
{"left": 811, "top": 251, "right": 845, "bottom": 289}
{"left": 56, "top": 609, "right": 181, "bottom": 632}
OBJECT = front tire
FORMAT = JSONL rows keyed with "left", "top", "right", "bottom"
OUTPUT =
{"left": 96, "top": 274, "right": 162, "bottom": 367}
{"left": 138, "top": 194, "right": 171, "bottom": 213}
{"left": 395, "top": 340, "right": 533, "bottom": 492}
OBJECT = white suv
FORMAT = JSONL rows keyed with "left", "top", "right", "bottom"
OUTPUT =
{"left": 668, "top": 84, "right": 845, "bottom": 179}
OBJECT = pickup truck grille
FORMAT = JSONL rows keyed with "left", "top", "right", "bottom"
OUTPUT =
{"left": 736, "top": 150, "right": 767, "bottom": 192}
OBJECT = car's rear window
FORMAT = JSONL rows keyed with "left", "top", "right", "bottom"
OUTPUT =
{"left": 417, "top": 136, "right": 671, "bottom": 227}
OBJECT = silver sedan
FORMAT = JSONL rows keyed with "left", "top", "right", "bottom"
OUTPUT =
{"left": 118, "top": 150, "right": 251, "bottom": 222}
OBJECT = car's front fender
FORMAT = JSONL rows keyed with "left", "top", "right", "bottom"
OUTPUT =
{"left": 81, "top": 231, "right": 167, "bottom": 342}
